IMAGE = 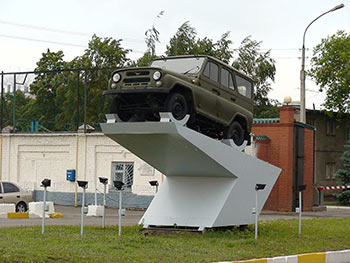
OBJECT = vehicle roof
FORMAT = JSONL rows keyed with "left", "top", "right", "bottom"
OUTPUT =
{"left": 152, "top": 55, "right": 253, "bottom": 82}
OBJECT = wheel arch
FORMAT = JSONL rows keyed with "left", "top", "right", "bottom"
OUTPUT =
{"left": 170, "top": 84, "right": 194, "bottom": 105}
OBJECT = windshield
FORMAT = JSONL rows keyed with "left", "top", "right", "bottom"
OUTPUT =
{"left": 150, "top": 57, "right": 205, "bottom": 74}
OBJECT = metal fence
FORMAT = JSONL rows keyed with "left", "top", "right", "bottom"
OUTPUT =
{"left": 0, "top": 68, "right": 118, "bottom": 133}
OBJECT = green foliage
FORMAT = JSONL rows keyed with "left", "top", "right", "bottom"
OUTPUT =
{"left": 165, "top": 23, "right": 277, "bottom": 117}
{"left": 144, "top": 11, "right": 164, "bottom": 57}
{"left": 2, "top": 90, "right": 34, "bottom": 131}
{"left": 1, "top": 219, "right": 350, "bottom": 262}
{"left": 335, "top": 144, "right": 350, "bottom": 204}
{"left": 165, "top": 21, "right": 233, "bottom": 63}
{"left": 309, "top": 31, "right": 350, "bottom": 115}
{"left": 232, "top": 36, "right": 277, "bottom": 117}
{"left": 27, "top": 35, "right": 130, "bottom": 131}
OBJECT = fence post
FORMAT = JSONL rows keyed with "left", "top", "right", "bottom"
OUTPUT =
{"left": 13, "top": 74, "right": 16, "bottom": 132}
{"left": 1, "top": 71, "right": 3, "bottom": 131}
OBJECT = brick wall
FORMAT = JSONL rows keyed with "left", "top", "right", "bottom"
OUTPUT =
{"left": 252, "top": 107, "right": 314, "bottom": 211}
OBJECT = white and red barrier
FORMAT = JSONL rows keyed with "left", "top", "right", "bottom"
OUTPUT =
{"left": 317, "top": 185, "right": 350, "bottom": 191}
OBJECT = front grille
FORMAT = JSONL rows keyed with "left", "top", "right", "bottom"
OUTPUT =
{"left": 121, "top": 70, "right": 151, "bottom": 86}
{"left": 123, "top": 77, "right": 150, "bottom": 84}
{"left": 126, "top": 71, "right": 149, "bottom": 76}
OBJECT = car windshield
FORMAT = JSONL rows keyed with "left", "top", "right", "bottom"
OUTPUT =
{"left": 151, "top": 57, "right": 205, "bottom": 74}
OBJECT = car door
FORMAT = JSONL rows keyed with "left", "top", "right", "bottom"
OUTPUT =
{"left": 217, "top": 67, "right": 254, "bottom": 124}
{"left": 196, "top": 60, "right": 220, "bottom": 120}
{"left": 1, "top": 182, "right": 21, "bottom": 205}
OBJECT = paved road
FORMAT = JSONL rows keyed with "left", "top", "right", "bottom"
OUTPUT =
{"left": 1, "top": 205, "right": 349, "bottom": 228}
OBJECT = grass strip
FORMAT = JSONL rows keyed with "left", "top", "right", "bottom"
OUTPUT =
{"left": 0, "top": 218, "right": 349, "bottom": 263}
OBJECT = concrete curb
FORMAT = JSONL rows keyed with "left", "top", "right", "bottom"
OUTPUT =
{"left": 216, "top": 250, "right": 350, "bottom": 263}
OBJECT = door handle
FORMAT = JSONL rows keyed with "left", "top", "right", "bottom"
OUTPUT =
{"left": 212, "top": 88, "right": 220, "bottom": 95}
{"left": 0, "top": 196, "right": 3, "bottom": 199}
{"left": 230, "top": 97, "right": 236, "bottom": 102}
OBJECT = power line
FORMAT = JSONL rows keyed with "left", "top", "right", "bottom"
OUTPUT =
{"left": 0, "top": 19, "right": 91, "bottom": 37}
{"left": 0, "top": 34, "right": 86, "bottom": 48}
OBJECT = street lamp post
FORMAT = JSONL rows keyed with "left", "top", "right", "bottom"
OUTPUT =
{"left": 254, "top": 184, "right": 266, "bottom": 240}
{"left": 300, "top": 3, "right": 344, "bottom": 123}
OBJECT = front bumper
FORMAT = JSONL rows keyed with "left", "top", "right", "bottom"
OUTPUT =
{"left": 103, "top": 88, "right": 170, "bottom": 96}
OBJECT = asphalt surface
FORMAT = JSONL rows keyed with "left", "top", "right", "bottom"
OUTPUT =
{"left": 0, "top": 205, "right": 350, "bottom": 228}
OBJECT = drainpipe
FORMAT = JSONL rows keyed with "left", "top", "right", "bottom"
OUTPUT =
{"left": 75, "top": 134, "right": 79, "bottom": 207}
{"left": 0, "top": 135, "right": 2, "bottom": 181}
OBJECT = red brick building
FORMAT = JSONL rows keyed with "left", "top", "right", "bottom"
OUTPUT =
{"left": 252, "top": 106, "right": 315, "bottom": 212}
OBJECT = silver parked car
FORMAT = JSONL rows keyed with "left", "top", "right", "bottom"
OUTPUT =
{"left": 0, "top": 182, "right": 33, "bottom": 212}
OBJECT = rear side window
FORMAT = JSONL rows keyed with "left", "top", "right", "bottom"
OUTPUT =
{"left": 3, "top": 183, "right": 20, "bottom": 193}
{"left": 235, "top": 75, "right": 253, "bottom": 98}
{"left": 0, "top": 184, "right": 2, "bottom": 193}
{"left": 203, "top": 62, "right": 218, "bottom": 82}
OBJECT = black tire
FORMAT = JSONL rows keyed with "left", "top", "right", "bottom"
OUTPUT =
{"left": 224, "top": 121, "right": 245, "bottom": 146}
{"left": 109, "top": 97, "right": 133, "bottom": 122}
{"left": 165, "top": 93, "right": 189, "bottom": 121}
{"left": 16, "top": 202, "right": 27, "bottom": 213}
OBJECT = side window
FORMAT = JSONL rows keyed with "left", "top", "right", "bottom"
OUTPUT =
{"left": 221, "top": 68, "right": 235, "bottom": 90}
{"left": 220, "top": 68, "right": 229, "bottom": 88}
{"left": 203, "top": 62, "right": 218, "bottom": 82}
{"left": 3, "top": 183, "right": 20, "bottom": 193}
{"left": 0, "top": 183, "right": 2, "bottom": 193}
{"left": 235, "top": 75, "right": 253, "bottom": 98}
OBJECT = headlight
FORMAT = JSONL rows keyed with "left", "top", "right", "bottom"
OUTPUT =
{"left": 112, "top": 73, "right": 121, "bottom": 83}
{"left": 152, "top": 71, "right": 162, "bottom": 81}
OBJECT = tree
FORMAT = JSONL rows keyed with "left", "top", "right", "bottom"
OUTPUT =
{"left": 165, "top": 22, "right": 234, "bottom": 63}
{"left": 2, "top": 90, "right": 34, "bottom": 131}
{"left": 309, "top": 31, "right": 350, "bottom": 115}
{"left": 335, "top": 145, "right": 350, "bottom": 204}
{"left": 165, "top": 23, "right": 278, "bottom": 117}
{"left": 232, "top": 36, "right": 277, "bottom": 117}
{"left": 29, "top": 49, "right": 68, "bottom": 130}
{"left": 28, "top": 35, "right": 130, "bottom": 131}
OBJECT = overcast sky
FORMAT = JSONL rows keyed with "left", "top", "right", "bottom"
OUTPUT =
{"left": 1, "top": 0, "right": 349, "bottom": 109}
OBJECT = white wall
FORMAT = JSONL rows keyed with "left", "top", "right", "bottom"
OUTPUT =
{"left": 0, "top": 133, "right": 162, "bottom": 195}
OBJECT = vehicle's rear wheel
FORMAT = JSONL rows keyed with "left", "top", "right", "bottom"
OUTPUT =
{"left": 165, "top": 92, "right": 189, "bottom": 121}
{"left": 224, "top": 121, "right": 245, "bottom": 146}
{"left": 16, "top": 202, "right": 27, "bottom": 213}
{"left": 109, "top": 96, "right": 133, "bottom": 122}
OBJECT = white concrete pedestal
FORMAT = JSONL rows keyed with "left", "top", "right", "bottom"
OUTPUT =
{"left": 101, "top": 119, "right": 281, "bottom": 230}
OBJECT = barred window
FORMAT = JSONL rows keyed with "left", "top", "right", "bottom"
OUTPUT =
{"left": 111, "top": 162, "right": 134, "bottom": 188}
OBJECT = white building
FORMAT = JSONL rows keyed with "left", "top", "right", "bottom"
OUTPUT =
{"left": 0, "top": 132, "right": 162, "bottom": 208}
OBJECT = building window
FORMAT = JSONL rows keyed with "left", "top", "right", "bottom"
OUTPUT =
{"left": 325, "top": 162, "right": 336, "bottom": 179}
{"left": 345, "top": 124, "right": 350, "bottom": 143}
{"left": 306, "top": 119, "right": 316, "bottom": 127}
{"left": 326, "top": 120, "right": 336, "bottom": 136}
{"left": 111, "top": 162, "right": 134, "bottom": 188}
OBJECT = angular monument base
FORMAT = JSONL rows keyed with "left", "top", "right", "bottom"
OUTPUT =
{"left": 101, "top": 118, "right": 281, "bottom": 231}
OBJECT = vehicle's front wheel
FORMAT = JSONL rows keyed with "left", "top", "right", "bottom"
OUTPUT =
{"left": 224, "top": 121, "right": 245, "bottom": 146}
{"left": 16, "top": 202, "right": 27, "bottom": 213}
{"left": 165, "top": 92, "right": 189, "bottom": 121}
{"left": 109, "top": 96, "right": 133, "bottom": 122}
